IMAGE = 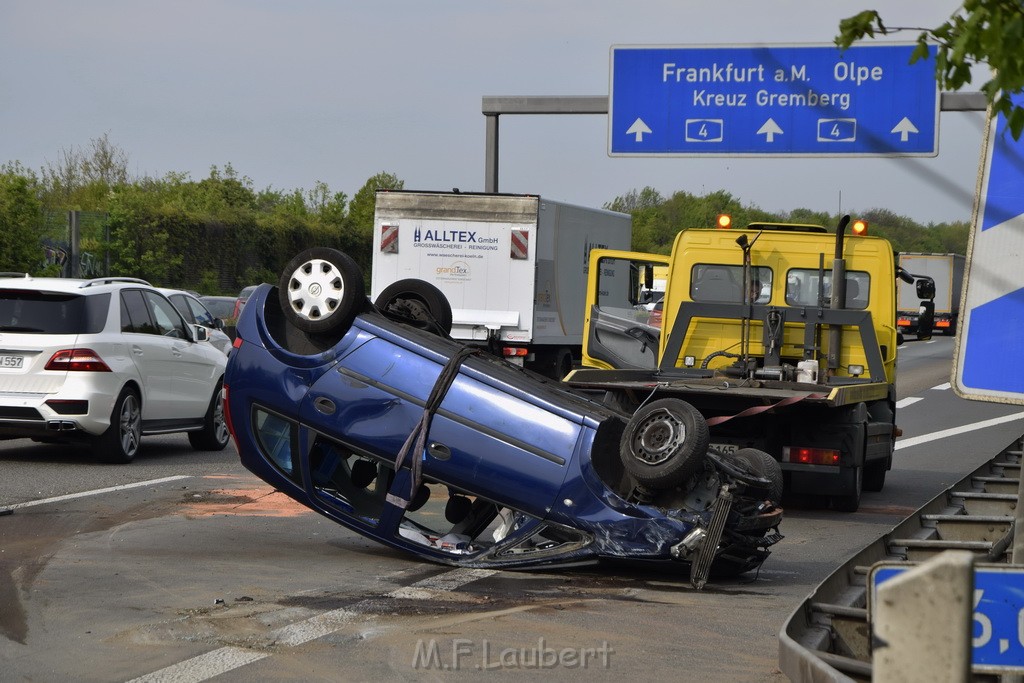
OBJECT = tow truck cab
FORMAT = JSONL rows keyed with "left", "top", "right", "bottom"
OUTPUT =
{"left": 569, "top": 219, "right": 900, "bottom": 512}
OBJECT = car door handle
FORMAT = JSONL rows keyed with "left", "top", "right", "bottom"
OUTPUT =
{"left": 313, "top": 396, "right": 336, "bottom": 415}
{"left": 427, "top": 442, "right": 451, "bottom": 461}
{"left": 171, "top": 347, "right": 183, "bottom": 357}
{"left": 131, "top": 345, "right": 144, "bottom": 356}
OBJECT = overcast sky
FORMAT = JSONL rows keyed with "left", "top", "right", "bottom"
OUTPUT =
{"left": 0, "top": 1, "right": 984, "bottom": 225}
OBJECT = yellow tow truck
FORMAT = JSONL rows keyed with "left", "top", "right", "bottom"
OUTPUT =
{"left": 565, "top": 217, "right": 906, "bottom": 512}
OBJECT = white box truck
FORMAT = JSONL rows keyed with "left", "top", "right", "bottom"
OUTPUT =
{"left": 370, "top": 190, "right": 632, "bottom": 378}
{"left": 897, "top": 252, "right": 966, "bottom": 338}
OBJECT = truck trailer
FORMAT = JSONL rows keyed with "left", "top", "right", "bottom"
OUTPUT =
{"left": 897, "top": 252, "right": 966, "bottom": 338}
{"left": 370, "top": 190, "right": 632, "bottom": 379}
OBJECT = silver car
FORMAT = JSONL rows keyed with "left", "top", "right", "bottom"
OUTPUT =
{"left": 0, "top": 275, "right": 229, "bottom": 462}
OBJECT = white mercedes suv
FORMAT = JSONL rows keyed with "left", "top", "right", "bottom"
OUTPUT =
{"left": 0, "top": 275, "right": 229, "bottom": 463}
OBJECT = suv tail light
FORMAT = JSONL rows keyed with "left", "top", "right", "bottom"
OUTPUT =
{"left": 44, "top": 348, "right": 112, "bottom": 372}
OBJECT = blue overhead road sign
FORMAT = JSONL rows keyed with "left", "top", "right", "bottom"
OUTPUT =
{"left": 609, "top": 43, "right": 939, "bottom": 156}
{"left": 954, "top": 92, "right": 1024, "bottom": 404}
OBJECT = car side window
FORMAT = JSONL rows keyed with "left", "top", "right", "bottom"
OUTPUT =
{"left": 186, "top": 297, "right": 215, "bottom": 327}
{"left": 144, "top": 291, "right": 189, "bottom": 339}
{"left": 121, "top": 290, "right": 158, "bottom": 335}
{"left": 169, "top": 294, "right": 196, "bottom": 324}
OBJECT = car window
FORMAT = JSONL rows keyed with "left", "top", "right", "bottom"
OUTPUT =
{"left": 0, "top": 290, "right": 109, "bottom": 334}
{"left": 144, "top": 292, "right": 189, "bottom": 338}
{"left": 690, "top": 264, "right": 772, "bottom": 304}
{"left": 168, "top": 294, "right": 196, "bottom": 324}
{"left": 121, "top": 290, "right": 158, "bottom": 335}
{"left": 185, "top": 297, "right": 215, "bottom": 327}
{"left": 785, "top": 269, "right": 870, "bottom": 309}
{"left": 202, "top": 298, "right": 234, "bottom": 319}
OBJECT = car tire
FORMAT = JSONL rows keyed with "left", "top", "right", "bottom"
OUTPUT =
{"left": 729, "top": 448, "right": 784, "bottom": 503}
{"left": 374, "top": 279, "right": 453, "bottom": 336}
{"left": 188, "top": 381, "right": 230, "bottom": 451}
{"left": 619, "top": 398, "right": 709, "bottom": 488}
{"left": 278, "top": 248, "right": 365, "bottom": 335}
{"left": 93, "top": 387, "right": 142, "bottom": 464}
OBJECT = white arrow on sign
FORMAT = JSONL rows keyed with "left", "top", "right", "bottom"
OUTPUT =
{"left": 891, "top": 117, "right": 919, "bottom": 142}
{"left": 626, "top": 118, "right": 652, "bottom": 142}
{"left": 757, "top": 118, "right": 783, "bottom": 142}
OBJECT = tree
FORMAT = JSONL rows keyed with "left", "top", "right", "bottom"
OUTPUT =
{"left": 345, "top": 172, "right": 404, "bottom": 273}
{"left": 605, "top": 187, "right": 664, "bottom": 213}
{"left": 0, "top": 164, "right": 43, "bottom": 273}
{"left": 837, "top": 3, "right": 1024, "bottom": 138}
{"left": 40, "top": 132, "right": 131, "bottom": 211}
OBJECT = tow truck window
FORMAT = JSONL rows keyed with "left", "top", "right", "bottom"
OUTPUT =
{"left": 785, "top": 269, "right": 870, "bottom": 309}
{"left": 690, "top": 264, "right": 772, "bottom": 304}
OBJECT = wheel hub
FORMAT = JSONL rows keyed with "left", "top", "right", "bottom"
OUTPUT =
{"left": 287, "top": 258, "right": 343, "bottom": 321}
{"left": 632, "top": 409, "right": 686, "bottom": 465}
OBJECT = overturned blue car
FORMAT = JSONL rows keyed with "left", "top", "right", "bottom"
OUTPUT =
{"left": 223, "top": 248, "right": 783, "bottom": 588}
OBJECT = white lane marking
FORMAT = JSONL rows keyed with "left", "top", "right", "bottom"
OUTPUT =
{"left": 126, "top": 647, "right": 268, "bottom": 683}
{"left": 896, "top": 397, "right": 923, "bottom": 409}
{"left": 896, "top": 411, "right": 1024, "bottom": 450}
{"left": 129, "top": 567, "right": 497, "bottom": 681}
{"left": 4, "top": 476, "right": 192, "bottom": 510}
{"left": 931, "top": 382, "right": 951, "bottom": 391}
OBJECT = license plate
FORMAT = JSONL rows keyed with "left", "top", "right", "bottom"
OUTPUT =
{"left": 0, "top": 355, "right": 24, "bottom": 369}
{"left": 711, "top": 443, "right": 738, "bottom": 455}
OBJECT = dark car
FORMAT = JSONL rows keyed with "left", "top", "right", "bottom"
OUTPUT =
{"left": 200, "top": 295, "right": 237, "bottom": 322}
{"left": 223, "top": 248, "right": 783, "bottom": 587}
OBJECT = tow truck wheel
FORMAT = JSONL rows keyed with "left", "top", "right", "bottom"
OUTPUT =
{"left": 831, "top": 467, "right": 862, "bottom": 513}
{"left": 279, "top": 247, "right": 365, "bottom": 335}
{"left": 619, "top": 398, "right": 709, "bottom": 488}
{"left": 864, "top": 458, "right": 888, "bottom": 492}
{"left": 375, "top": 279, "right": 453, "bottom": 336}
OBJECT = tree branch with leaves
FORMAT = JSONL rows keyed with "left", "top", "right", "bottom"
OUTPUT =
{"left": 837, "top": 2, "right": 1024, "bottom": 137}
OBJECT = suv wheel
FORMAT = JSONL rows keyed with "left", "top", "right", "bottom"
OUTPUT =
{"left": 94, "top": 387, "right": 142, "bottom": 464}
{"left": 189, "top": 382, "right": 230, "bottom": 451}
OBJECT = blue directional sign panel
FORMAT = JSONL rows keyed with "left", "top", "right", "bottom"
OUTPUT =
{"left": 954, "top": 92, "right": 1024, "bottom": 404}
{"left": 609, "top": 43, "right": 939, "bottom": 156}
{"left": 872, "top": 564, "right": 1024, "bottom": 673}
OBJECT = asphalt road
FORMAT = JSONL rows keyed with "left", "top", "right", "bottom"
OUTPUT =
{"left": 3, "top": 335, "right": 1023, "bottom": 682}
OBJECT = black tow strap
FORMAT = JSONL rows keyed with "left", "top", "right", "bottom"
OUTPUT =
{"left": 386, "top": 346, "right": 479, "bottom": 509}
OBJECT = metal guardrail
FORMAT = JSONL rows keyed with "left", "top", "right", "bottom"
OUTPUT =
{"left": 779, "top": 435, "right": 1024, "bottom": 682}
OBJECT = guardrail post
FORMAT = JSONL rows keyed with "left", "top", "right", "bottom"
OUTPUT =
{"left": 873, "top": 550, "right": 974, "bottom": 682}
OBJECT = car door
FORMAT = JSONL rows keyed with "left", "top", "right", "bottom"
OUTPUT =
{"left": 120, "top": 289, "right": 177, "bottom": 418}
{"left": 299, "top": 332, "right": 575, "bottom": 519}
{"left": 142, "top": 291, "right": 221, "bottom": 420}
{"left": 583, "top": 253, "right": 670, "bottom": 370}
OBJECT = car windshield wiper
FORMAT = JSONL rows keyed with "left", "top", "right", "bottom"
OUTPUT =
{"left": 0, "top": 325, "right": 46, "bottom": 332}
